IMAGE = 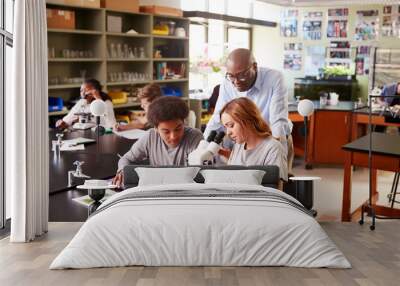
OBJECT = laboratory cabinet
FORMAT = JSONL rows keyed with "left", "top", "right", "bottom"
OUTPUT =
{"left": 311, "top": 111, "right": 352, "bottom": 164}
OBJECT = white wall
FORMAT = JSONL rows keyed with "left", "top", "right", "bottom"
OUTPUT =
{"left": 252, "top": 26, "right": 282, "bottom": 72}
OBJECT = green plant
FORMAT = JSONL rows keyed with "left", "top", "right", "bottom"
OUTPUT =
{"left": 323, "top": 66, "right": 353, "bottom": 76}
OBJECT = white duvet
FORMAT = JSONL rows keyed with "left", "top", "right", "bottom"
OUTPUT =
{"left": 50, "top": 183, "right": 351, "bottom": 269}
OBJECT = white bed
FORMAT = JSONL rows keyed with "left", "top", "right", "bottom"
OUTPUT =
{"left": 50, "top": 183, "right": 350, "bottom": 269}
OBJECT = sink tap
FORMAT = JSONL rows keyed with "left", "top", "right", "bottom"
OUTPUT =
{"left": 54, "top": 133, "right": 64, "bottom": 157}
{"left": 68, "top": 161, "right": 90, "bottom": 187}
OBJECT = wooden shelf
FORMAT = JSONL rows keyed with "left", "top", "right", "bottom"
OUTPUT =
{"left": 47, "top": 4, "right": 190, "bottom": 119}
{"left": 107, "top": 58, "right": 150, "bottom": 62}
{"left": 48, "top": 28, "right": 103, "bottom": 35}
{"left": 48, "top": 58, "right": 103, "bottom": 62}
{"left": 153, "top": 14, "right": 188, "bottom": 21}
{"left": 153, "top": 78, "right": 188, "bottom": 83}
{"left": 152, "top": 35, "right": 189, "bottom": 40}
{"left": 107, "top": 81, "right": 151, "bottom": 86}
{"left": 49, "top": 109, "right": 69, "bottom": 116}
{"left": 106, "top": 32, "right": 151, "bottom": 38}
{"left": 48, "top": 84, "right": 81, "bottom": 90}
{"left": 46, "top": 1, "right": 102, "bottom": 11}
{"left": 153, "top": 58, "right": 189, "bottom": 61}
{"left": 105, "top": 8, "right": 150, "bottom": 16}
{"left": 113, "top": 102, "right": 141, "bottom": 109}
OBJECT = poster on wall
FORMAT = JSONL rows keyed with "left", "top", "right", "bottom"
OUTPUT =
{"left": 304, "top": 46, "right": 325, "bottom": 77}
{"left": 284, "top": 54, "right": 302, "bottom": 70}
{"left": 382, "top": 5, "right": 400, "bottom": 38}
{"left": 326, "top": 41, "right": 352, "bottom": 69}
{"left": 283, "top": 43, "right": 302, "bottom": 70}
{"left": 280, "top": 10, "right": 298, "bottom": 37}
{"left": 302, "top": 11, "right": 323, "bottom": 40}
{"left": 355, "top": 46, "right": 371, "bottom": 75}
{"left": 354, "top": 10, "right": 379, "bottom": 41}
{"left": 284, "top": 43, "right": 303, "bottom": 51}
{"left": 327, "top": 8, "right": 348, "bottom": 38}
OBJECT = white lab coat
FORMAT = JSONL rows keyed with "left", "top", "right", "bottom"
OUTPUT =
{"left": 62, "top": 99, "right": 117, "bottom": 128}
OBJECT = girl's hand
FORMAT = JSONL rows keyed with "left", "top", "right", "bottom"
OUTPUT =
{"left": 218, "top": 148, "right": 231, "bottom": 159}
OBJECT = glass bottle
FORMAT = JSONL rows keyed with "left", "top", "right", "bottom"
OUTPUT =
{"left": 139, "top": 47, "right": 145, "bottom": 58}
{"left": 123, "top": 44, "right": 129, "bottom": 58}
{"left": 117, "top": 43, "right": 123, "bottom": 58}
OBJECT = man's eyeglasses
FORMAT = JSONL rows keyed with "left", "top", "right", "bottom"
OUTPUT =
{"left": 225, "top": 66, "right": 253, "bottom": 83}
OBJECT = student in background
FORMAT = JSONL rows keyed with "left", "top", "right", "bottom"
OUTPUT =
{"left": 113, "top": 96, "right": 203, "bottom": 187}
{"left": 376, "top": 82, "right": 400, "bottom": 133}
{"left": 208, "top": 84, "right": 220, "bottom": 114}
{"left": 56, "top": 78, "right": 116, "bottom": 129}
{"left": 114, "top": 83, "right": 162, "bottom": 131}
{"left": 220, "top": 97, "right": 288, "bottom": 181}
{"left": 379, "top": 82, "right": 400, "bottom": 106}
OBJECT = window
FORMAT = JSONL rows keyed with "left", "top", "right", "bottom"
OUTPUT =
{"left": 208, "top": 20, "right": 224, "bottom": 61}
{"left": 181, "top": 0, "right": 207, "bottom": 12}
{"left": 189, "top": 21, "right": 251, "bottom": 93}
{"left": 4, "top": 43, "right": 11, "bottom": 222}
{"left": 209, "top": 0, "right": 225, "bottom": 14}
{"left": 189, "top": 24, "right": 206, "bottom": 61}
{"left": 187, "top": 1, "right": 252, "bottom": 94}
{"left": 227, "top": 0, "right": 252, "bottom": 18}
{"left": 1, "top": 0, "right": 14, "bottom": 229}
{"left": 228, "top": 28, "right": 250, "bottom": 52}
{"left": 252, "top": 0, "right": 280, "bottom": 22}
{"left": 0, "top": 39, "right": 3, "bottom": 230}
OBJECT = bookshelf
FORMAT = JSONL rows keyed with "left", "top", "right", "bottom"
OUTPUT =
{"left": 46, "top": 1, "right": 190, "bottom": 123}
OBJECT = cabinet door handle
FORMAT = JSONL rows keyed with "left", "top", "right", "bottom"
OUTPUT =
{"left": 344, "top": 115, "right": 347, "bottom": 124}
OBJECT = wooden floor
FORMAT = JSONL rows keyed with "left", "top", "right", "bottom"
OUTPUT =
{"left": 1, "top": 221, "right": 400, "bottom": 286}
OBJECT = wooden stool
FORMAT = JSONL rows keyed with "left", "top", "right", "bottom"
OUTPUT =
{"left": 388, "top": 172, "right": 400, "bottom": 208}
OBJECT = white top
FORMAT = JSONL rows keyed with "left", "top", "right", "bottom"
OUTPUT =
{"left": 62, "top": 99, "right": 117, "bottom": 128}
{"left": 117, "top": 127, "right": 204, "bottom": 172}
{"left": 204, "top": 67, "right": 291, "bottom": 139}
{"left": 228, "top": 137, "right": 288, "bottom": 180}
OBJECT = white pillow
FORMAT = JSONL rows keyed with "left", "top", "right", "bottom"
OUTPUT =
{"left": 200, "top": 169, "right": 266, "bottom": 185}
{"left": 135, "top": 167, "right": 200, "bottom": 186}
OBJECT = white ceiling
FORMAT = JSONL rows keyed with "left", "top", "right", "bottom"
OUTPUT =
{"left": 257, "top": 0, "right": 400, "bottom": 7}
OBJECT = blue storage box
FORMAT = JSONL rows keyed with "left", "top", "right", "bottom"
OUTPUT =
{"left": 48, "top": 97, "right": 64, "bottom": 112}
{"left": 161, "top": 87, "right": 182, "bottom": 97}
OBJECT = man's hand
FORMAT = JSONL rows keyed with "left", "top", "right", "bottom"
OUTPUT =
{"left": 55, "top": 119, "right": 68, "bottom": 130}
{"left": 112, "top": 171, "right": 124, "bottom": 189}
{"left": 392, "top": 104, "right": 400, "bottom": 114}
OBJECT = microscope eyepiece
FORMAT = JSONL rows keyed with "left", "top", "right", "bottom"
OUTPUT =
{"left": 214, "top": 131, "right": 225, "bottom": 144}
{"left": 206, "top": 130, "right": 217, "bottom": 142}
